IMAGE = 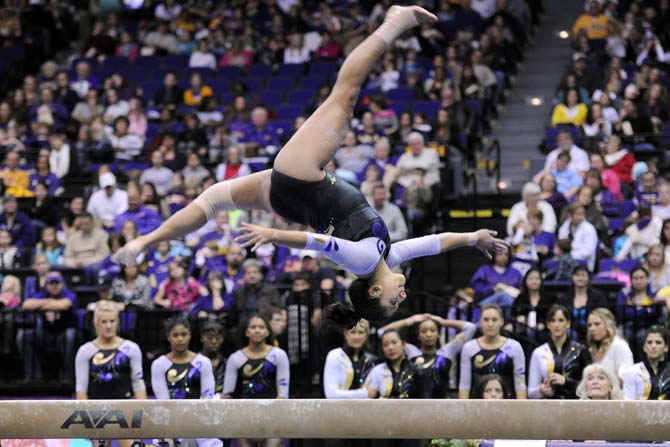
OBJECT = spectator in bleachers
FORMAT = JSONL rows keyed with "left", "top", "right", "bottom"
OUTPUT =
{"left": 30, "top": 87, "right": 68, "bottom": 131}
{"left": 146, "top": 240, "right": 173, "bottom": 291}
{"left": 652, "top": 183, "right": 670, "bottom": 221}
{"left": 564, "top": 185, "right": 609, "bottom": 243}
{"left": 24, "top": 253, "right": 49, "bottom": 299}
{"left": 116, "top": 30, "right": 139, "bottom": 61}
{"left": 616, "top": 267, "right": 660, "bottom": 359}
{"left": 178, "top": 113, "right": 208, "bottom": 152}
{"left": 0, "top": 274, "right": 20, "bottom": 309}
{"left": 1, "top": 151, "right": 31, "bottom": 197}
{"left": 360, "top": 163, "right": 382, "bottom": 202}
{"left": 103, "top": 88, "right": 129, "bottom": 125}
{"left": 284, "top": 33, "right": 310, "bottom": 65}
{"left": 369, "top": 95, "right": 398, "bottom": 137}
{"left": 558, "top": 265, "right": 608, "bottom": 339}
{"left": 29, "top": 151, "right": 60, "bottom": 195}
{"left": 335, "top": 130, "right": 374, "bottom": 176}
{"left": 551, "top": 151, "right": 583, "bottom": 199}
{"left": 0, "top": 194, "right": 35, "bottom": 248}
{"left": 584, "top": 169, "right": 620, "bottom": 217}
{"left": 551, "top": 88, "right": 588, "bottom": 127}
{"left": 189, "top": 39, "right": 217, "bottom": 69}
{"left": 459, "top": 304, "right": 527, "bottom": 399}
{"left": 471, "top": 246, "right": 523, "bottom": 307}
{"left": 143, "top": 21, "right": 178, "bottom": 56}
{"left": 107, "top": 116, "right": 144, "bottom": 164}
{"left": 61, "top": 195, "right": 84, "bottom": 239}
{"left": 47, "top": 132, "right": 70, "bottom": 179}
{"left": 240, "top": 106, "right": 280, "bottom": 156}
{"left": 10, "top": 90, "right": 28, "bottom": 125}
{"left": 511, "top": 267, "right": 553, "bottom": 335}
{"left": 111, "top": 264, "right": 153, "bottom": 310}
{"left": 127, "top": 98, "right": 147, "bottom": 138}
{"left": 509, "top": 208, "right": 555, "bottom": 275}
{"left": 63, "top": 211, "right": 109, "bottom": 269}
{"left": 603, "top": 134, "right": 635, "bottom": 188}
{"left": 215, "top": 146, "right": 251, "bottom": 182}
{"left": 569, "top": 52, "right": 599, "bottom": 95}
{"left": 192, "top": 270, "right": 228, "bottom": 321}
{"left": 573, "top": 0, "right": 609, "bottom": 40}
{"left": 18, "top": 270, "right": 77, "bottom": 381}
{"left": 314, "top": 31, "right": 341, "bottom": 60}
{"left": 577, "top": 364, "right": 623, "bottom": 400}
{"left": 615, "top": 206, "right": 662, "bottom": 262}
{"left": 154, "top": 259, "right": 208, "bottom": 312}
{"left": 152, "top": 72, "right": 183, "bottom": 111}
{"left": 87, "top": 172, "right": 128, "bottom": 230}
{"left": 394, "top": 132, "right": 440, "bottom": 189}
{"left": 507, "top": 182, "right": 557, "bottom": 236}
{"left": 587, "top": 307, "right": 634, "bottom": 379}
{"left": 633, "top": 169, "right": 659, "bottom": 208}
{"left": 82, "top": 19, "right": 117, "bottom": 58}
{"left": 219, "top": 38, "right": 252, "bottom": 69}
{"left": 370, "top": 183, "right": 407, "bottom": 243}
{"left": 72, "top": 89, "right": 103, "bottom": 125}
{"left": 176, "top": 31, "right": 196, "bottom": 55}
{"left": 141, "top": 182, "right": 166, "bottom": 216}
{"left": 555, "top": 73, "right": 590, "bottom": 109}
{"left": 70, "top": 61, "right": 99, "bottom": 100}
{"left": 231, "top": 259, "right": 281, "bottom": 329}
{"left": 34, "top": 226, "right": 62, "bottom": 266}
{"left": 155, "top": 0, "right": 181, "bottom": 21}
{"left": 582, "top": 103, "right": 613, "bottom": 146}
{"left": 558, "top": 203, "right": 598, "bottom": 271}
{"left": 113, "top": 189, "right": 162, "bottom": 236}
{"left": 543, "top": 131, "right": 590, "bottom": 177}
{"left": 140, "top": 151, "right": 174, "bottom": 197}
{"left": 616, "top": 98, "right": 654, "bottom": 139}
{"left": 28, "top": 184, "right": 59, "bottom": 231}
{"left": 355, "top": 111, "right": 385, "bottom": 146}
{"left": 639, "top": 82, "right": 668, "bottom": 132}
{"left": 396, "top": 112, "right": 417, "bottom": 145}
{"left": 589, "top": 152, "right": 623, "bottom": 200}
{"left": 182, "top": 152, "right": 210, "bottom": 188}
{"left": 0, "top": 228, "right": 20, "bottom": 269}
{"left": 538, "top": 173, "right": 568, "bottom": 219}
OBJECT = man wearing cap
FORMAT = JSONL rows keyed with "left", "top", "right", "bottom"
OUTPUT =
{"left": 0, "top": 194, "right": 35, "bottom": 248}
{"left": 506, "top": 182, "right": 557, "bottom": 237}
{"left": 113, "top": 189, "right": 162, "bottom": 235}
{"left": 63, "top": 211, "right": 110, "bottom": 268}
{"left": 18, "top": 270, "right": 78, "bottom": 381}
{"left": 86, "top": 172, "right": 128, "bottom": 230}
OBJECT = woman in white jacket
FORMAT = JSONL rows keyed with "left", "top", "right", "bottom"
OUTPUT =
{"left": 323, "top": 319, "right": 378, "bottom": 399}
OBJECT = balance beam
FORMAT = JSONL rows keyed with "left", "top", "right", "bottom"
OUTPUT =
{"left": 0, "top": 399, "right": 668, "bottom": 440}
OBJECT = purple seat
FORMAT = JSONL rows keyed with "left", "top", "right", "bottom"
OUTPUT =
{"left": 134, "top": 55, "right": 161, "bottom": 67}
{"left": 269, "top": 119, "right": 293, "bottom": 138}
{"left": 218, "top": 65, "right": 243, "bottom": 79}
{"left": 267, "top": 77, "right": 294, "bottom": 91}
{"left": 412, "top": 100, "right": 441, "bottom": 119}
{"left": 387, "top": 87, "right": 416, "bottom": 103}
{"left": 600, "top": 258, "right": 639, "bottom": 272}
{"left": 140, "top": 81, "right": 163, "bottom": 99}
{"left": 248, "top": 64, "right": 273, "bottom": 78}
{"left": 208, "top": 79, "right": 231, "bottom": 94}
{"left": 186, "top": 67, "right": 214, "bottom": 79}
{"left": 239, "top": 77, "right": 263, "bottom": 91}
{"left": 287, "top": 90, "right": 315, "bottom": 104}
{"left": 277, "top": 63, "right": 304, "bottom": 77}
{"left": 260, "top": 90, "right": 284, "bottom": 108}
{"left": 276, "top": 104, "right": 303, "bottom": 120}
{"left": 388, "top": 102, "right": 409, "bottom": 115}
{"left": 176, "top": 105, "right": 197, "bottom": 116}
{"left": 120, "top": 68, "right": 148, "bottom": 83}
{"left": 300, "top": 76, "right": 329, "bottom": 90}
{"left": 103, "top": 56, "right": 129, "bottom": 68}
{"left": 309, "top": 61, "right": 337, "bottom": 77}
{"left": 70, "top": 57, "right": 97, "bottom": 70}
{"left": 150, "top": 67, "right": 183, "bottom": 80}
{"left": 164, "top": 54, "right": 190, "bottom": 67}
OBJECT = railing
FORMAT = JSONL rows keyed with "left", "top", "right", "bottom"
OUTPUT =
{"left": 485, "top": 138, "right": 502, "bottom": 196}
{"left": 1, "top": 300, "right": 664, "bottom": 396}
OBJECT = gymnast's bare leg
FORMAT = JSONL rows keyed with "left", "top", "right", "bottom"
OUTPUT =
{"left": 115, "top": 6, "right": 436, "bottom": 265}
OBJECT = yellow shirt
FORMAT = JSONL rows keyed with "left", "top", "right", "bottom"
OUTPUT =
{"left": 183, "top": 86, "right": 213, "bottom": 106}
{"left": 1, "top": 168, "right": 32, "bottom": 197}
{"left": 551, "top": 103, "right": 588, "bottom": 126}
{"left": 572, "top": 14, "right": 608, "bottom": 39}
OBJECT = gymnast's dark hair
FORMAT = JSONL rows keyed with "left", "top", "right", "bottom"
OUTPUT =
{"left": 325, "top": 278, "right": 387, "bottom": 329}
{"left": 164, "top": 316, "right": 191, "bottom": 337}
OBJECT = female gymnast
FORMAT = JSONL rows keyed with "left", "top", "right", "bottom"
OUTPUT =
{"left": 74, "top": 300, "right": 146, "bottom": 447}
{"left": 115, "top": 5, "right": 507, "bottom": 326}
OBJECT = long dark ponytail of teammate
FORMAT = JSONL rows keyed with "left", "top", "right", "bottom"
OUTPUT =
{"left": 325, "top": 278, "right": 387, "bottom": 329}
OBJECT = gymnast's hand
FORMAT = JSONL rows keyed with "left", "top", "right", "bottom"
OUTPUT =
{"left": 235, "top": 222, "right": 277, "bottom": 252}
{"left": 473, "top": 229, "right": 509, "bottom": 260}
{"left": 114, "top": 237, "right": 146, "bottom": 266}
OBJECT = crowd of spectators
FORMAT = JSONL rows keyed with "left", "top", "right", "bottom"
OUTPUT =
{"left": 6, "top": 0, "right": 664, "bottom": 419}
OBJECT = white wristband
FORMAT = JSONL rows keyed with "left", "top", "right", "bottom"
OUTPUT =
{"left": 467, "top": 233, "right": 478, "bottom": 246}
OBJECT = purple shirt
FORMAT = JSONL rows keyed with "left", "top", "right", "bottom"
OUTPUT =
{"left": 0, "top": 211, "right": 35, "bottom": 248}
{"left": 471, "top": 264, "right": 523, "bottom": 301}
{"left": 29, "top": 172, "right": 61, "bottom": 195}
{"left": 114, "top": 205, "right": 163, "bottom": 235}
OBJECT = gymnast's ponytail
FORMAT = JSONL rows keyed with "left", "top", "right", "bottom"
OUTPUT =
{"left": 325, "top": 278, "right": 387, "bottom": 329}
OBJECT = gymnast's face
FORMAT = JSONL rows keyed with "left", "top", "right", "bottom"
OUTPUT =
{"left": 418, "top": 320, "right": 439, "bottom": 348}
{"left": 482, "top": 380, "right": 504, "bottom": 400}
{"left": 168, "top": 324, "right": 191, "bottom": 353}
{"left": 246, "top": 317, "right": 270, "bottom": 345}
{"left": 381, "top": 332, "right": 404, "bottom": 362}
{"left": 95, "top": 311, "right": 118, "bottom": 340}
{"left": 344, "top": 322, "right": 369, "bottom": 350}
{"left": 373, "top": 272, "right": 407, "bottom": 316}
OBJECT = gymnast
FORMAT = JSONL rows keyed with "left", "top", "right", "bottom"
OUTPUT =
{"left": 116, "top": 5, "right": 507, "bottom": 325}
